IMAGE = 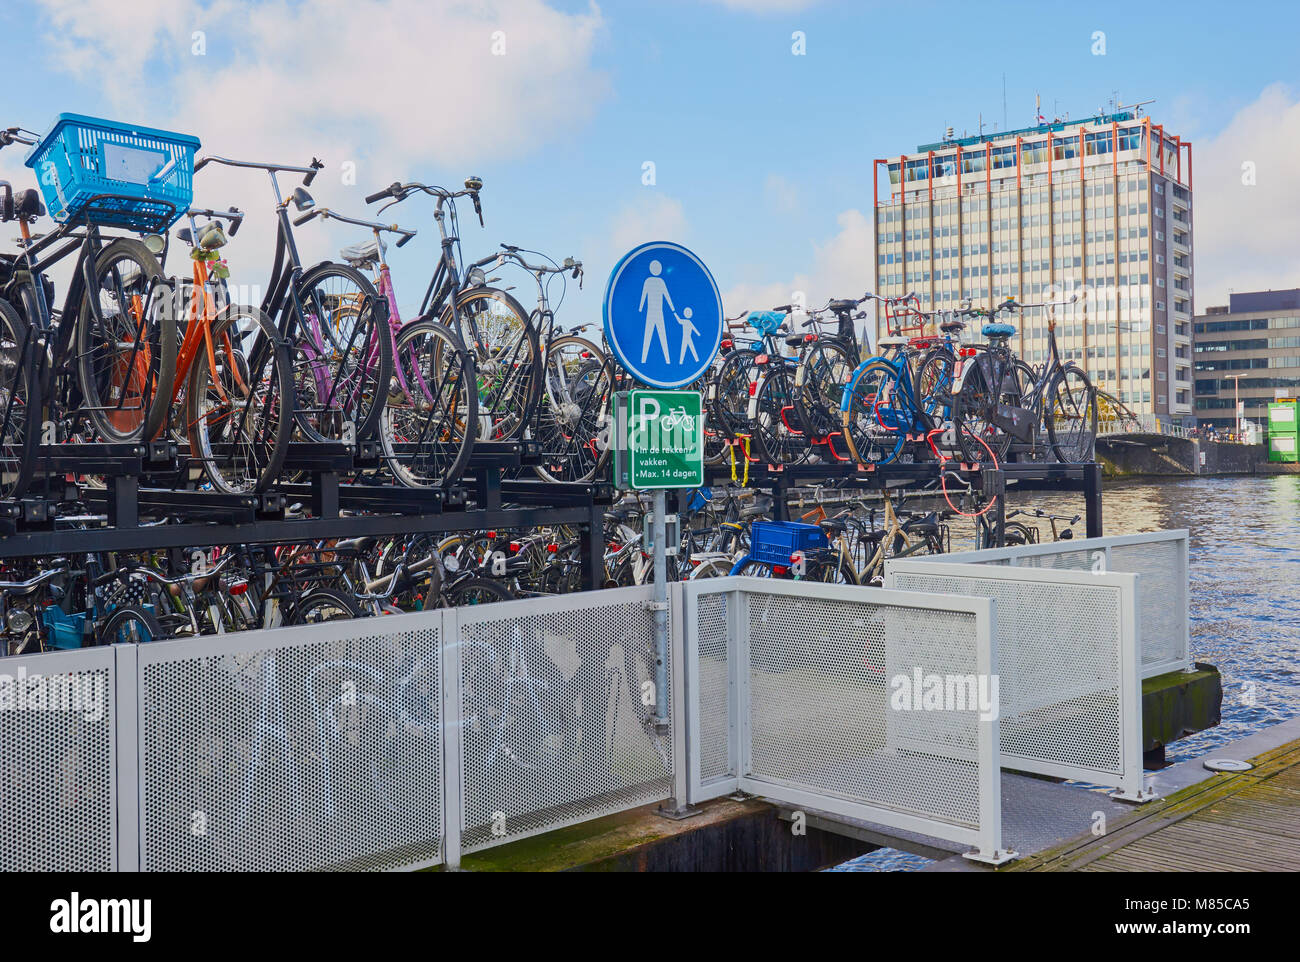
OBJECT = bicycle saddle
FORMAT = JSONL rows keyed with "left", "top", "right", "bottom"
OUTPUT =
{"left": 1, "top": 187, "right": 44, "bottom": 223}
{"left": 876, "top": 334, "right": 911, "bottom": 347}
{"left": 829, "top": 299, "right": 859, "bottom": 314}
{"left": 784, "top": 332, "right": 805, "bottom": 347}
{"left": 982, "top": 322, "right": 1017, "bottom": 338}
{"left": 340, "top": 239, "right": 380, "bottom": 268}
{"left": 939, "top": 320, "right": 965, "bottom": 333}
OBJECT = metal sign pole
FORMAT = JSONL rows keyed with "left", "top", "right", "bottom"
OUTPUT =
{"left": 652, "top": 488, "right": 669, "bottom": 728}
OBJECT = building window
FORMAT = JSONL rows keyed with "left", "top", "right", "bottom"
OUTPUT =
{"left": 1158, "top": 394, "right": 1167, "bottom": 405}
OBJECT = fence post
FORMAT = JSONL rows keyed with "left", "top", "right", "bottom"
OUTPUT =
{"left": 659, "top": 582, "right": 699, "bottom": 818}
{"left": 1113, "top": 575, "right": 1158, "bottom": 803}
{"left": 963, "top": 597, "right": 1017, "bottom": 865}
{"left": 440, "top": 607, "right": 465, "bottom": 869}
{"left": 113, "top": 643, "right": 140, "bottom": 872}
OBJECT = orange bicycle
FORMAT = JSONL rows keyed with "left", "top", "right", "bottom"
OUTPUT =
{"left": 167, "top": 206, "right": 293, "bottom": 493}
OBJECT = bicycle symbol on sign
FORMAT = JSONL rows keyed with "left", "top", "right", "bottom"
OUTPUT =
{"left": 657, "top": 406, "right": 695, "bottom": 433}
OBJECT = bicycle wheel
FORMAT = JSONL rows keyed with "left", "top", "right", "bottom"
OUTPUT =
{"left": 951, "top": 353, "right": 1021, "bottom": 463}
{"left": 810, "top": 550, "right": 860, "bottom": 585}
{"left": 0, "top": 298, "right": 37, "bottom": 499}
{"left": 288, "top": 588, "right": 362, "bottom": 625}
{"left": 97, "top": 604, "right": 164, "bottom": 645}
{"left": 915, "top": 346, "right": 957, "bottom": 423}
{"left": 444, "top": 575, "right": 514, "bottom": 606}
{"left": 533, "top": 335, "right": 612, "bottom": 482}
{"left": 384, "top": 319, "right": 478, "bottom": 487}
{"left": 442, "top": 287, "right": 538, "bottom": 441}
{"left": 75, "top": 237, "right": 176, "bottom": 442}
{"left": 187, "top": 304, "right": 293, "bottom": 493}
{"left": 749, "top": 368, "right": 809, "bottom": 465}
{"left": 708, "top": 347, "right": 757, "bottom": 443}
{"left": 289, "top": 262, "right": 392, "bottom": 443}
{"left": 842, "top": 360, "right": 908, "bottom": 465}
{"left": 793, "top": 341, "right": 854, "bottom": 440}
{"left": 1046, "top": 364, "right": 1098, "bottom": 463}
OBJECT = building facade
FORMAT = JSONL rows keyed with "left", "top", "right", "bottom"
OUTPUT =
{"left": 1193, "top": 289, "right": 1300, "bottom": 434}
{"left": 873, "top": 111, "right": 1194, "bottom": 425}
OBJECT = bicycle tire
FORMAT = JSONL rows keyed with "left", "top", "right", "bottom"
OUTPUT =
{"left": 1046, "top": 363, "right": 1099, "bottom": 463}
{"left": 74, "top": 237, "right": 177, "bottom": 442}
{"left": 384, "top": 318, "right": 478, "bottom": 488}
{"left": 533, "top": 334, "right": 612, "bottom": 482}
{"left": 444, "top": 575, "right": 514, "bottom": 606}
{"left": 187, "top": 303, "right": 294, "bottom": 493}
{"left": 97, "top": 603, "right": 165, "bottom": 645}
{"left": 441, "top": 287, "right": 539, "bottom": 442}
{"left": 287, "top": 261, "right": 392, "bottom": 443}
{"left": 951, "top": 351, "right": 1021, "bottom": 463}
{"left": 708, "top": 347, "right": 758, "bottom": 443}
{"left": 841, "top": 360, "right": 908, "bottom": 465}
{"left": 793, "top": 340, "right": 854, "bottom": 441}
{"left": 0, "top": 297, "right": 38, "bottom": 499}
{"left": 288, "top": 587, "right": 363, "bottom": 625}
{"left": 748, "top": 367, "right": 809, "bottom": 465}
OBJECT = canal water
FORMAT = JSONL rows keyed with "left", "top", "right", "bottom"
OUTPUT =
{"left": 831, "top": 474, "right": 1300, "bottom": 871}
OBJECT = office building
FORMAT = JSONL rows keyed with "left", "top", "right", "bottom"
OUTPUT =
{"left": 873, "top": 109, "right": 1194, "bottom": 424}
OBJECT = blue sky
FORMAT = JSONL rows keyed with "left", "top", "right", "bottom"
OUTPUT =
{"left": 3, "top": 0, "right": 1299, "bottom": 322}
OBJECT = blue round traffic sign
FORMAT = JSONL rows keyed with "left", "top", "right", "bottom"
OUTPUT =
{"left": 603, "top": 241, "right": 723, "bottom": 389}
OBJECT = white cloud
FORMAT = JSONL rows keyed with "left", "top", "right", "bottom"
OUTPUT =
{"left": 709, "top": 0, "right": 818, "bottom": 11}
{"left": 1191, "top": 83, "right": 1300, "bottom": 305}
{"left": 763, "top": 173, "right": 800, "bottom": 214}
{"left": 607, "top": 193, "right": 688, "bottom": 253}
{"left": 721, "top": 208, "right": 873, "bottom": 316}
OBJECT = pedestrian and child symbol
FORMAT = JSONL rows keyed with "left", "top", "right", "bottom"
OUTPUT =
{"left": 638, "top": 260, "right": 699, "bottom": 366}
{"left": 605, "top": 242, "right": 722, "bottom": 390}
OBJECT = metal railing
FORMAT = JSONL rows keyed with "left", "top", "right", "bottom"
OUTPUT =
{"left": 681, "top": 578, "right": 1013, "bottom": 865}
{"left": 1098, "top": 413, "right": 1195, "bottom": 439}
{"left": 907, "top": 530, "right": 1192, "bottom": 678}
{"left": 885, "top": 560, "right": 1151, "bottom": 801}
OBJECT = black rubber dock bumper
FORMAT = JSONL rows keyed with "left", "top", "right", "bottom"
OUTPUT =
{"left": 1142, "top": 662, "right": 1222, "bottom": 767}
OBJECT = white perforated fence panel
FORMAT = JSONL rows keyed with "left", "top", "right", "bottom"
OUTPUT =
{"left": 694, "top": 591, "right": 733, "bottom": 788}
{"left": 0, "top": 646, "right": 116, "bottom": 871}
{"left": 904, "top": 531, "right": 1191, "bottom": 677}
{"left": 1108, "top": 539, "right": 1189, "bottom": 676}
{"left": 452, "top": 588, "right": 672, "bottom": 854}
{"left": 137, "top": 614, "right": 444, "bottom": 871}
{"left": 886, "top": 561, "right": 1144, "bottom": 797}
{"left": 684, "top": 578, "right": 1005, "bottom": 860}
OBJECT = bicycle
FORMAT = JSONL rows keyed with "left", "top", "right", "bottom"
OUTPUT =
{"left": 950, "top": 295, "right": 1098, "bottom": 463}
{"left": 325, "top": 208, "right": 479, "bottom": 488}
{"left": 365, "top": 178, "right": 539, "bottom": 443}
{"left": 0, "top": 120, "right": 185, "bottom": 498}
{"left": 166, "top": 205, "right": 294, "bottom": 493}
{"left": 195, "top": 155, "right": 393, "bottom": 448}
{"left": 485, "top": 244, "right": 613, "bottom": 482}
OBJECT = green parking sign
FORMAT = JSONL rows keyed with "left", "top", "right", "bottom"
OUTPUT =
{"left": 614, "top": 390, "right": 705, "bottom": 490}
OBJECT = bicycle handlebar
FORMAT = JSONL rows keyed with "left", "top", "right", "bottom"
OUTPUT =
{"left": 296, "top": 206, "right": 417, "bottom": 244}
{"left": 195, "top": 155, "right": 323, "bottom": 184}
{"left": 0, "top": 127, "right": 38, "bottom": 149}
{"left": 187, "top": 206, "right": 244, "bottom": 236}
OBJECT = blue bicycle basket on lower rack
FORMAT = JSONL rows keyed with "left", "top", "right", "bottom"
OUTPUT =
{"left": 748, "top": 520, "right": 828, "bottom": 566}
{"left": 24, "top": 113, "right": 200, "bottom": 231}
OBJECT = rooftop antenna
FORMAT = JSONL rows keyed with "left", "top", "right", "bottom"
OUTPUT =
{"left": 1118, "top": 97, "right": 1156, "bottom": 118}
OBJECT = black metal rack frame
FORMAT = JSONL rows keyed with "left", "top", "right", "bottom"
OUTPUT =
{"left": 701, "top": 458, "right": 1104, "bottom": 547}
{"left": 0, "top": 438, "right": 613, "bottom": 590}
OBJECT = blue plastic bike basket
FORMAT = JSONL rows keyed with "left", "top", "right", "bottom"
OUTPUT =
{"left": 749, "top": 520, "right": 828, "bottom": 566}
{"left": 24, "top": 113, "right": 200, "bottom": 231}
